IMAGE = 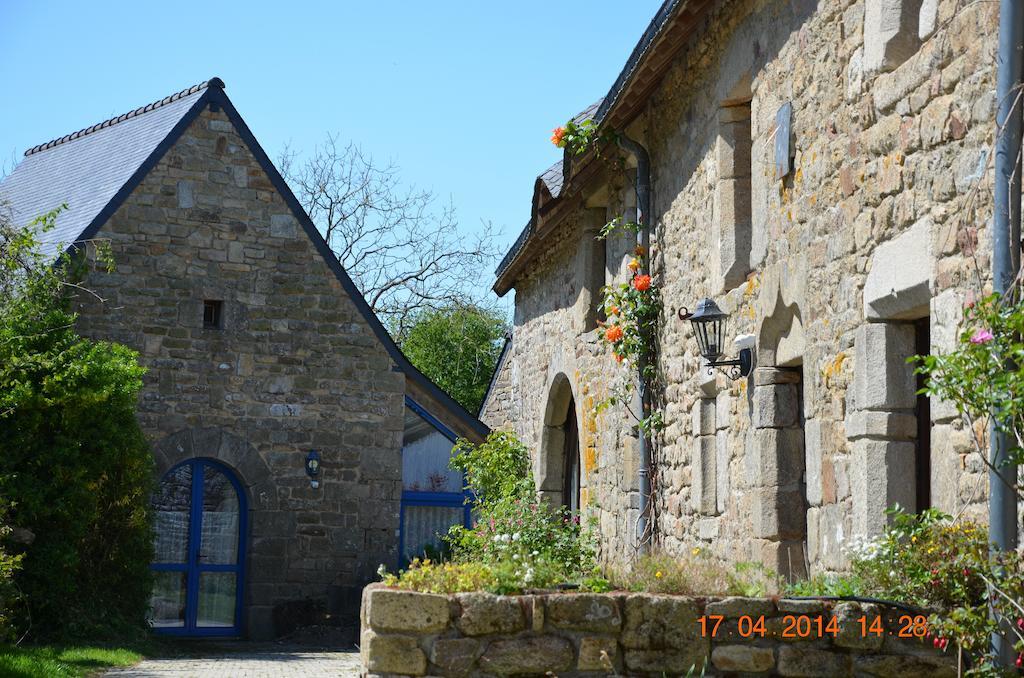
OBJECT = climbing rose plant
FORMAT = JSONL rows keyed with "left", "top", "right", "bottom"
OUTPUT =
{"left": 596, "top": 224, "right": 663, "bottom": 435}
{"left": 550, "top": 118, "right": 616, "bottom": 157}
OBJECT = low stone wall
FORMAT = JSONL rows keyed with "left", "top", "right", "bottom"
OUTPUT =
{"left": 360, "top": 585, "right": 957, "bottom": 677}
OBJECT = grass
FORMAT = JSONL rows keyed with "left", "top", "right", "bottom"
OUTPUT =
{"left": 0, "top": 643, "right": 153, "bottom": 677}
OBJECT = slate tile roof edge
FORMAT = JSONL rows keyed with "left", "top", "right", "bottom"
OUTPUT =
{"left": 493, "top": 0, "right": 683, "bottom": 290}
{"left": 24, "top": 77, "right": 225, "bottom": 157}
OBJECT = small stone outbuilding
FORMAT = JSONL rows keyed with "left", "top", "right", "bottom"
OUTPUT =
{"left": 482, "top": 0, "right": 1002, "bottom": 577}
{"left": 0, "top": 78, "right": 488, "bottom": 639}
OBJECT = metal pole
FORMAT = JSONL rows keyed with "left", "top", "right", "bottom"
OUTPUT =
{"left": 991, "top": 0, "right": 1023, "bottom": 664}
{"left": 619, "top": 135, "right": 652, "bottom": 554}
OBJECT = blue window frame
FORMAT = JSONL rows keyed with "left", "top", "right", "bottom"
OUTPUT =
{"left": 399, "top": 397, "right": 472, "bottom": 566}
{"left": 149, "top": 458, "right": 247, "bottom": 637}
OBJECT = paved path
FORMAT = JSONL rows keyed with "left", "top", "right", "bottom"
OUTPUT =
{"left": 104, "top": 646, "right": 361, "bottom": 677}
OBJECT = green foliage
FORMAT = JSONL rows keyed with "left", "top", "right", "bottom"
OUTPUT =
{"left": 397, "top": 303, "right": 508, "bottom": 413}
{"left": 793, "top": 508, "right": 1024, "bottom": 674}
{"left": 785, "top": 572, "right": 866, "bottom": 598}
{"left": 0, "top": 208, "right": 154, "bottom": 641}
{"left": 380, "top": 557, "right": 572, "bottom": 596}
{"left": 551, "top": 118, "right": 617, "bottom": 157}
{"left": 0, "top": 644, "right": 148, "bottom": 678}
{"left": 449, "top": 430, "right": 532, "bottom": 503}
{"left": 0, "top": 503, "right": 23, "bottom": 642}
{"left": 916, "top": 292, "right": 1024, "bottom": 466}
{"left": 387, "top": 432, "right": 596, "bottom": 593}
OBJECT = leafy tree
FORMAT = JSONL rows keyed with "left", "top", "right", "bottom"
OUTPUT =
{"left": 398, "top": 303, "right": 508, "bottom": 413}
{"left": 0, "top": 206, "right": 153, "bottom": 640}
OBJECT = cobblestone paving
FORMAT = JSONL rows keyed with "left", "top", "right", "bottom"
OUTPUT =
{"left": 104, "top": 646, "right": 361, "bottom": 677}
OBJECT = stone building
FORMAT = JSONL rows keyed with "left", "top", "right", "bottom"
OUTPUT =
{"left": 0, "top": 78, "right": 488, "bottom": 639}
{"left": 481, "top": 0, "right": 1000, "bottom": 578}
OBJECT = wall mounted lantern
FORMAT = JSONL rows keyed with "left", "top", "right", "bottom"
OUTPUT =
{"left": 679, "top": 298, "right": 754, "bottom": 379}
{"left": 305, "top": 450, "right": 321, "bottom": 489}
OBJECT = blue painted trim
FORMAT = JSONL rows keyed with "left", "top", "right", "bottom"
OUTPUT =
{"left": 401, "top": 490, "right": 466, "bottom": 506}
{"left": 151, "top": 458, "right": 248, "bottom": 638}
{"left": 405, "top": 396, "right": 457, "bottom": 443}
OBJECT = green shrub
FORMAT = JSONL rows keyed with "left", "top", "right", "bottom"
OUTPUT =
{"left": 447, "top": 431, "right": 596, "bottom": 584}
{"left": 789, "top": 508, "right": 1024, "bottom": 674}
{"left": 0, "top": 501, "right": 23, "bottom": 642}
{"left": 0, "top": 209, "right": 154, "bottom": 641}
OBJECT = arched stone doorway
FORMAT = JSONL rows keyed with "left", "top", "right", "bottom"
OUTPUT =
{"left": 539, "top": 373, "right": 581, "bottom": 511}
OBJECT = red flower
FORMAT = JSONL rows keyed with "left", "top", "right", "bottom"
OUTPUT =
{"left": 551, "top": 126, "right": 566, "bottom": 147}
{"left": 614, "top": 352, "right": 624, "bottom": 363}
{"left": 632, "top": 274, "right": 652, "bottom": 291}
{"left": 605, "top": 325, "right": 624, "bottom": 342}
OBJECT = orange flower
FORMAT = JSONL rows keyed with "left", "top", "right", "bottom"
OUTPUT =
{"left": 632, "top": 274, "right": 652, "bottom": 291}
{"left": 627, "top": 257, "right": 641, "bottom": 272}
{"left": 608, "top": 305, "right": 620, "bottom": 316}
{"left": 614, "top": 352, "right": 624, "bottom": 363}
{"left": 551, "top": 126, "right": 566, "bottom": 147}
{"left": 634, "top": 245, "right": 646, "bottom": 257}
{"left": 605, "top": 325, "right": 624, "bottom": 342}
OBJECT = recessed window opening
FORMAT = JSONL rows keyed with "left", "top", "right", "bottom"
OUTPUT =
{"left": 203, "top": 300, "right": 223, "bottom": 329}
{"left": 914, "top": 317, "right": 931, "bottom": 512}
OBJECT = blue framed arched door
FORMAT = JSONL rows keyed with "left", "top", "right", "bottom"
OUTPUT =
{"left": 149, "top": 459, "right": 247, "bottom": 636}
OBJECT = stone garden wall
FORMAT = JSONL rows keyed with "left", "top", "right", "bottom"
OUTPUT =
{"left": 360, "top": 585, "right": 955, "bottom": 677}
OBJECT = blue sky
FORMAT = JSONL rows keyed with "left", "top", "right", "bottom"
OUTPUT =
{"left": 0, "top": 1, "right": 660, "bottom": 281}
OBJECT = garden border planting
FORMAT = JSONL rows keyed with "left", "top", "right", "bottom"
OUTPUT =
{"left": 360, "top": 584, "right": 956, "bottom": 676}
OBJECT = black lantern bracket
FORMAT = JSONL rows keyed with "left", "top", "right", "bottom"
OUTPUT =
{"left": 678, "top": 298, "right": 754, "bottom": 380}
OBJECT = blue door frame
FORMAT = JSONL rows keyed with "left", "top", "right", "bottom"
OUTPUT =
{"left": 151, "top": 459, "right": 247, "bottom": 637}
{"left": 400, "top": 397, "right": 472, "bottom": 567}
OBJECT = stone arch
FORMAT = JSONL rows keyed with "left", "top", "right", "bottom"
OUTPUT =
{"left": 152, "top": 427, "right": 276, "bottom": 511}
{"left": 538, "top": 373, "right": 581, "bottom": 509}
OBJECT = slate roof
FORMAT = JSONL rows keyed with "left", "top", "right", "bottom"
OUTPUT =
{"left": 1, "top": 80, "right": 215, "bottom": 259}
{"left": 494, "top": 99, "right": 603, "bottom": 287}
{"left": 0, "top": 77, "right": 489, "bottom": 440}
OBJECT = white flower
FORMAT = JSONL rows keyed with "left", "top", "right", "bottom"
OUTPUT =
{"left": 513, "top": 553, "right": 520, "bottom": 560}
{"left": 376, "top": 563, "right": 387, "bottom": 578}
{"left": 524, "top": 567, "right": 535, "bottom": 583}
{"left": 531, "top": 550, "right": 539, "bottom": 557}
{"left": 512, "top": 532, "right": 521, "bottom": 541}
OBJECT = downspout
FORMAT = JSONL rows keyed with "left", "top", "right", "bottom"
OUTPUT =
{"left": 991, "top": 0, "right": 1023, "bottom": 664}
{"left": 618, "top": 134, "right": 653, "bottom": 553}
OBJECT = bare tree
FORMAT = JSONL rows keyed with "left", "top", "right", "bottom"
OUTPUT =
{"left": 279, "top": 135, "right": 503, "bottom": 337}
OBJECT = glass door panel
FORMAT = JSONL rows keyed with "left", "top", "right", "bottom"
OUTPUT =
{"left": 150, "top": 571, "right": 187, "bottom": 628}
{"left": 196, "top": 573, "right": 237, "bottom": 628}
{"left": 199, "top": 466, "right": 239, "bottom": 565}
{"left": 152, "top": 464, "right": 191, "bottom": 563}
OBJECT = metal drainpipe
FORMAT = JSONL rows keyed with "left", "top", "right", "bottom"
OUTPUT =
{"left": 618, "top": 134, "right": 653, "bottom": 553}
{"left": 991, "top": 0, "right": 1023, "bottom": 664}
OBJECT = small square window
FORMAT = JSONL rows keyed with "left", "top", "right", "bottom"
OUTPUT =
{"left": 203, "top": 300, "right": 223, "bottom": 329}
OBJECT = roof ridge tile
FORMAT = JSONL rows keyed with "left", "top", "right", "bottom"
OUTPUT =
{"left": 23, "top": 77, "right": 224, "bottom": 157}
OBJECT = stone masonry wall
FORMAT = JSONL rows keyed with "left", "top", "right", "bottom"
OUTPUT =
{"left": 485, "top": 0, "right": 1001, "bottom": 577}
{"left": 73, "top": 105, "right": 405, "bottom": 638}
{"left": 360, "top": 585, "right": 956, "bottom": 677}
{"left": 641, "top": 0, "right": 997, "bottom": 575}
{"left": 481, "top": 206, "right": 643, "bottom": 563}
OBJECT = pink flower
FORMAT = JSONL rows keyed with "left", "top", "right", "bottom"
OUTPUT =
{"left": 970, "top": 328, "right": 994, "bottom": 344}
